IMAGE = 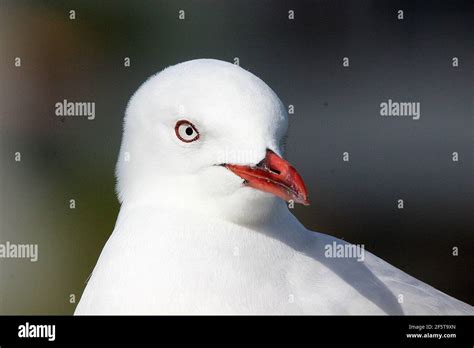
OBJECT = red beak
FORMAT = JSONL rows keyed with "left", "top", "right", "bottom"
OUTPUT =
{"left": 224, "top": 149, "right": 310, "bottom": 206}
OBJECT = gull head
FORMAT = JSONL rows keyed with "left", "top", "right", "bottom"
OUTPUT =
{"left": 117, "top": 59, "right": 308, "bottom": 225}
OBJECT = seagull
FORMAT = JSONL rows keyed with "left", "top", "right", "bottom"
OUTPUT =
{"left": 75, "top": 59, "right": 473, "bottom": 315}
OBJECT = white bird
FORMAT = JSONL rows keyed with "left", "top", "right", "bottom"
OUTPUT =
{"left": 75, "top": 59, "right": 473, "bottom": 315}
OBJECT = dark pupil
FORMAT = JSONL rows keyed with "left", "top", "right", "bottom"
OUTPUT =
{"left": 185, "top": 127, "right": 194, "bottom": 136}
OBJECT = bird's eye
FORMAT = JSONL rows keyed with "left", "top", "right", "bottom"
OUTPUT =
{"left": 175, "top": 120, "right": 199, "bottom": 143}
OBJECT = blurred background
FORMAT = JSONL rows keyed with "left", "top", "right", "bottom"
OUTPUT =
{"left": 0, "top": 0, "right": 472, "bottom": 314}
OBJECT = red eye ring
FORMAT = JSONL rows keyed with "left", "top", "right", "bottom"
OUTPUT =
{"left": 175, "top": 120, "right": 200, "bottom": 143}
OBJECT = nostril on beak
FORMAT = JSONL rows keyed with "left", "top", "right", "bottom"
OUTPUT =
{"left": 256, "top": 157, "right": 281, "bottom": 175}
{"left": 256, "top": 149, "right": 283, "bottom": 175}
{"left": 268, "top": 167, "right": 281, "bottom": 175}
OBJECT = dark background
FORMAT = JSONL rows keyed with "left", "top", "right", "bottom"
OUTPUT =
{"left": 0, "top": 0, "right": 472, "bottom": 314}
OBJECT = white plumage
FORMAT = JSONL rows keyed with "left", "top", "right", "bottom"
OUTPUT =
{"left": 75, "top": 59, "right": 472, "bottom": 315}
